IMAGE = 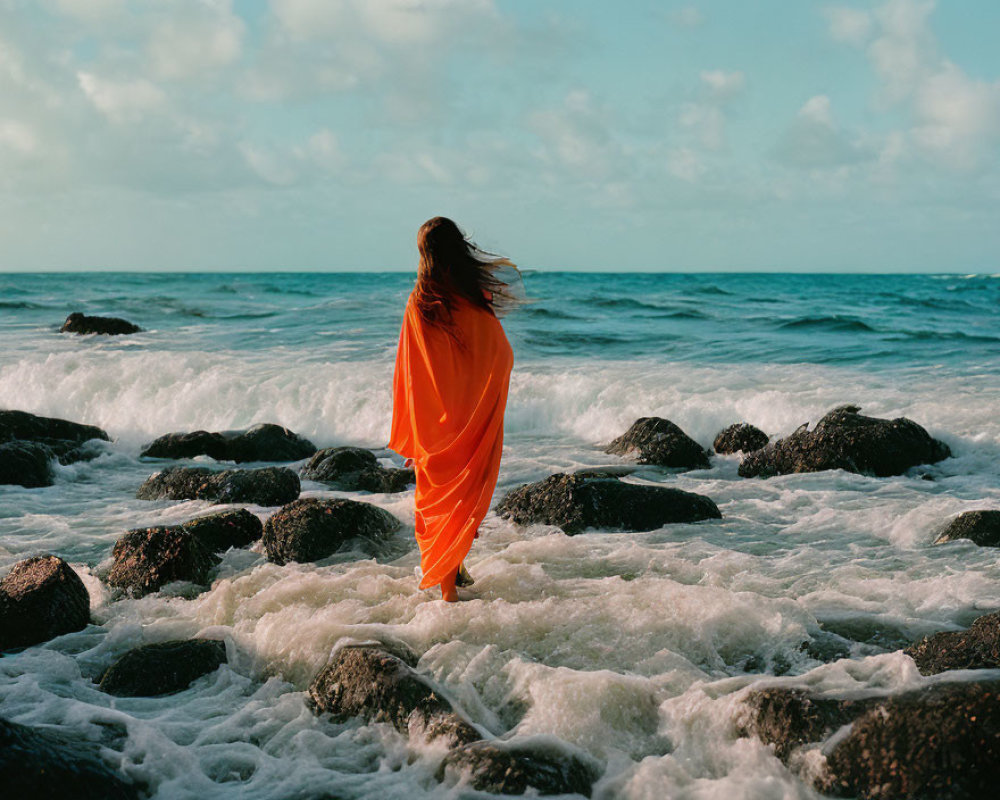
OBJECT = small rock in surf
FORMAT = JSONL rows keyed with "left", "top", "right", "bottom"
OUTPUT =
{"left": 0, "top": 555, "right": 90, "bottom": 650}
{"left": 713, "top": 423, "right": 769, "bottom": 454}
{"left": 60, "top": 312, "right": 141, "bottom": 335}
{"left": 934, "top": 510, "right": 1000, "bottom": 547}
{"left": 605, "top": 417, "right": 711, "bottom": 470}
{"left": 300, "top": 446, "right": 414, "bottom": 493}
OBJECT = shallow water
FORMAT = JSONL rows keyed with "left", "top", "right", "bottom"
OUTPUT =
{"left": 1, "top": 272, "right": 999, "bottom": 799}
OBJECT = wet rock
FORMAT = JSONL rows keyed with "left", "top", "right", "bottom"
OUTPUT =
{"left": 262, "top": 498, "right": 400, "bottom": 565}
{"left": 136, "top": 465, "right": 300, "bottom": 506}
{"left": 0, "top": 440, "right": 54, "bottom": 487}
{"left": 738, "top": 405, "right": 950, "bottom": 479}
{"left": 0, "top": 409, "right": 110, "bottom": 446}
{"left": 935, "top": 510, "right": 1000, "bottom": 547}
{"left": 308, "top": 644, "right": 480, "bottom": 747}
{"left": 0, "top": 555, "right": 90, "bottom": 650}
{"left": 301, "top": 446, "right": 414, "bottom": 493}
{"left": 60, "top": 312, "right": 141, "bottom": 335}
{"left": 605, "top": 417, "right": 711, "bottom": 470}
{"left": 818, "top": 680, "right": 1000, "bottom": 799}
{"left": 97, "top": 639, "right": 227, "bottom": 697}
{"left": 107, "top": 526, "right": 220, "bottom": 597}
{"left": 496, "top": 472, "right": 721, "bottom": 535}
{"left": 0, "top": 716, "right": 139, "bottom": 799}
{"left": 713, "top": 423, "right": 769, "bottom": 454}
{"left": 140, "top": 423, "right": 316, "bottom": 463}
{"left": 738, "top": 680, "right": 1000, "bottom": 799}
{"left": 905, "top": 610, "right": 1000, "bottom": 675}
{"left": 181, "top": 508, "right": 263, "bottom": 552}
{"left": 736, "top": 687, "right": 878, "bottom": 760}
{"left": 438, "top": 740, "right": 598, "bottom": 797}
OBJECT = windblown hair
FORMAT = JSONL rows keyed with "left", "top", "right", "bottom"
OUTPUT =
{"left": 414, "top": 217, "right": 509, "bottom": 334}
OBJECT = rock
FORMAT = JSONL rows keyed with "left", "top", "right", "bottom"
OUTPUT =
{"left": 0, "top": 440, "right": 54, "bottom": 487}
{"left": 935, "top": 510, "right": 1000, "bottom": 547}
{"left": 0, "top": 555, "right": 90, "bottom": 650}
{"left": 905, "top": 610, "right": 1000, "bottom": 675}
{"left": 736, "top": 687, "right": 878, "bottom": 760}
{"left": 738, "top": 680, "right": 1000, "bottom": 799}
{"left": 107, "top": 526, "right": 220, "bottom": 597}
{"left": 0, "top": 716, "right": 139, "bottom": 800}
{"left": 262, "top": 498, "right": 400, "bottom": 565}
{"left": 97, "top": 639, "right": 227, "bottom": 696}
{"left": 605, "top": 417, "right": 711, "bottom": 470}
{"left": 301, "top": 446, "right": 415, "bottom": 493}
{"left": 308, "top": 644, "right": 480, "bottom": 747}
{"left": 136, "top": 465, "right": 300, "bottom": 506}
{"left": 438, "top": 740, "right": 597, "bottom": 797}
{"left": 738, "top": 405, "right": 951, "bottom": 479}
{"left": 713, "top": 423, "right": 769, "bottom": 454}
{"left": 818, "top": 680, "right": 1000, "bottom": 799}
{"left": 181, "top": 508, "right": 263, "bottom": 552}
{"left": 60, "top": 312, "right": 141, "bottom": 335}
{"left": 0, "top": 410, "right": 110, "bottom": 445}
{"left": 140, "top": 423, "right": 316, "bottom": 463}
{"left": 496, "top": 472, "right": 721, "bottom": 535}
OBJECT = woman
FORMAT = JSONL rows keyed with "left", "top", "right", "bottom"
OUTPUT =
{"left": 388, "top": 217, "right": 519, "bottom": 602}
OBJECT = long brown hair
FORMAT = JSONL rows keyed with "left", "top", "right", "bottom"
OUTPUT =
{"left": 413, "top": 217, "right": 507, "bottom": 334}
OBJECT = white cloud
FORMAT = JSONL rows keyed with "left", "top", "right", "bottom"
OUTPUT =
{"left": 528, "top": 90, "right": 628, "bottom": 182}
{"left": 77, "top": 72, "right": 167, "bottom": 123}
{"left": 0, "top": 120, "right": 38, "bottom": 155}
{"left": 148, "top": 1, "right": 246, "bottom": 80}
{"left": 667, "top": 6, "right": 704, "bottom": 28}
{"left": 667, "top": 147, "right": 704, "bottom": 182}
{"left": 824, "top": 7, "right": 872, "bottom": 47}
{"left": 680, "top": 103, "right": 726, "bottom": 150}
{"left": 700, "top": 69, "right": 745, "bottom": 100}
{"left": 776, "top": 95, "right": 873, "bottom": 168}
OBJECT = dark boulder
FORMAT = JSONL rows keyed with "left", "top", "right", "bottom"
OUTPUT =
{"left": 181, "top": 508, "right": 263, "bottom": 552}
{"left": 738, "top": 405, "right": 950, "bottom": 479}
{"left": 0, "top": 717, "right": 138, "bottom": 800}
{"left": 935, "top": 510, "right": 1000, "bottom": 547}
{"left": 0, "top": 409, "right": 110, "bottom": 445}
{"left": 438, "top": 740, "right": 598, "bottom": 797}
{"left": 60, "top": 312, "right": 141, "bottom": 335}
{"left": 262, "top": 498, "right": 400, "bottom": 565}
{"left": 0, "top": 555, "right": 90, "bottom": 650}
{"left": 738, "top": 680, "right": 1000, "bottom": 799}
{"left": 107, "top": 526, "right": 219, "bottom": 597}
{"left": 496, "top": 472, "right": 721, "bottom": 535}
{"left": 136, "top": 465, "right": 300, "bottom": 506}
{"left": 605, "top": 417, "right": 711, "bottom": 470}
{"left": 905, "top": 610, "right": 1000, "bottom": 675}
{"left": 301, "top": 446, "right": 414, "bottom": 493}
{"left": 140, "top": 423, "right": 315, "bottom": 463}
{"left": 97, "top": 639, "right": 227, "bottom": 696}
{"left": 308, "top": 644, "right": 480, "bottom": 747}
{"left": 0, "top": 440, "right": 54, "bottom": 487}
{"left": 819, "top": 680, "right": 1000, "bottom": 799}
{"left": 713, "top": 423, "right": 769, "bottom": 454}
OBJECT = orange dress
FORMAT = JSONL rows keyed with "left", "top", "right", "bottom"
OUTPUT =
{"left": 388, "top": 291, "right": 513, "bottom": 590}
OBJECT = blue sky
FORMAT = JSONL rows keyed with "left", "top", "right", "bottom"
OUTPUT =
{"left": 1, "top": 0, "right": 998, "bottom": 272}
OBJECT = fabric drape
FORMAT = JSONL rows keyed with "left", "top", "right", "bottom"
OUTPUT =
{"left": 388, "top": 292, "right": 513, "bottom": 590}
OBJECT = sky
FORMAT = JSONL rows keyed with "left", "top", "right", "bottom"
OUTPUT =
{"left": 1, "top": 0, "right": 998, "bottom": 272}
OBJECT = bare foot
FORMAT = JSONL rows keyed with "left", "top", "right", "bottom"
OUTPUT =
{"left": 455, "top": 562, "right": 475, "bottom": 587}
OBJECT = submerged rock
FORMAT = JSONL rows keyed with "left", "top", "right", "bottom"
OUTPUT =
{"left": 0, "top": 716, "right": 139, "bottom": 800}
{"left": 181, "top": 508, "right": 263, "bottom": 552}
{"left": 738, "top": 405, "right": 950, "bottom": 478}
{"left": 496, "top": 472, "right": 721, "bottom": 535}
{"left": 136, "top": 465, "right": 300, "bottom": 506}
{"left": 308, "top": 644, "right": 480, "bottom": 747}
{"left": 738, "top": 680, "right": 1000, "bottom": 799}
{"left": 0, "top": 555, "right": 90, "bottom": 650}
{"left": 905, "top": 610, "right": 1000, "bottom": 675}
{"left": 438, "top": 740, "right": 598, "bottom": 797}
{"left": 713, "top": 423, "right": 769, "bottom": 454}
{"left": 141, "top": 423, "right": 316, "bottom": 463}
{"left": 60, "top": 312, "right": 141, "bottom": 335}
{"left": 108, "top": 526, "right": 220, "bottom": 597}
{"left": 98, "top": 639, "right": 227, "bottom": 697}
{"left": 605, "top": 417, "right": 711, "bottom": 470}
{"left": 935, "top": 510, "right": 1000, "bottom": 547}
{"left": 0, "top": 440, "right": 54, "bottom": 488}
{"left": 300, "top": 446, "right": 415, "bottom": 493}
{"left": 262, "top": 497, "right": 400, "bottom": 565}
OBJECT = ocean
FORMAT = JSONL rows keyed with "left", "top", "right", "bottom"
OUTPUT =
{"left": 1, "top": 271, "right": 999, "bottom": 799}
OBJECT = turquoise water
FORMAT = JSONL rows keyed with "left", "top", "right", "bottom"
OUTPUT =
{"left": 1, "top": 272, "right": 999, "bottom": 799}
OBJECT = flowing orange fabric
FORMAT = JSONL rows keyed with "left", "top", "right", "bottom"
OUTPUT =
{"left": 388, "top": 291, "right": 513, "bottom": 590}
